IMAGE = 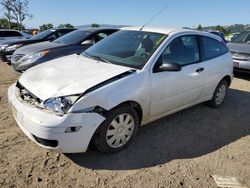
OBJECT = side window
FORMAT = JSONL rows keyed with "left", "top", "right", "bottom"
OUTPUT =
{"left": 9, "top": 31, "right": 22, "bottom": 36}
{"left": 93, "top": 32, "right": 108, "bottom": 43}
{"left": 45, "top": 33, "right": 57, "bottom": 41}
{"left": 244, "top": 33, "right": 250, "bottom": 43}
{"left": 161, "top": 35, "right": 200, "bottom": 66}
{"left": 56, "top": 30, "right": 72, "bottom": 37}
{"left": 0, "top": 31, "right": 22, "bottom": 37}
{"left": 201, "top": 36, "right": 228, "bottom": 60}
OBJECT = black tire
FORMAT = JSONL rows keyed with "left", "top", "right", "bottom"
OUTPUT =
{"left": 93, "top": 105, "right": 139, "bottom": 154}
{"left": 206, "top": 79, "right": 228, "bottom": 108}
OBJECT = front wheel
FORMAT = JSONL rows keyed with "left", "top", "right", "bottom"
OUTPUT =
{"left": 207, "top": 79, "right": 228, "bottom": 108}
{"left": 93, "top": 105, "right": 139, "bottom": 153}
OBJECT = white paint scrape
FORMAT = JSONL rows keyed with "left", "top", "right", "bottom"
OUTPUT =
{"left": 213, "top": 175, "right": 248, "bottom": 188}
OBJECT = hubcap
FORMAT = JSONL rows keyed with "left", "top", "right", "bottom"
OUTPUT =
{"left": 215, "top": 84, "right": 227, "bottom": 105}
{"left": 106, "top": 113, "right": 135, "bottom": 148}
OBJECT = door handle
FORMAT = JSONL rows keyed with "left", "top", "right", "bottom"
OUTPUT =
{"left": 196, "top": 68, "right": 204, "bottom": 73}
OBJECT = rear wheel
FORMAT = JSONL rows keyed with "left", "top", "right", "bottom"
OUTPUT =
{"left": 93, "top": 105, "right": 139, "bottom": 153}
{"left": 207, "top": 79, "right": 228, "bottom": 108}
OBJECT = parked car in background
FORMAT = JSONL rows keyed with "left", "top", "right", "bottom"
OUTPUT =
{"left": 208, "top": 30, "right": 227, "bottom": 43}
{"left": 11, "top": 28, "right": 118, "bottom": 73}
{"left": 0, "top": 29, "right": 31, "bottom": 42}
{"left": 226, "top": 32, "right": 240, "bottom": 42}
{"left": 0, "top": 28, "right": 76, "bottom": 62}
{"left": 227, "top": 30, "right": 250, "bottom": 72}
{"left": 8, "top": 27, "right": 233, "bottom": 153}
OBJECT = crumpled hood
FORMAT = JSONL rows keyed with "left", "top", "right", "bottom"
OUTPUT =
{"left": 14, "top": 41, "right": 65, "bottom": 55}
{"left": 19, "top": 54, "right": 132, "bottom": 100}
{"left": 227, "top": 42, "right": 250, "bottom": 54}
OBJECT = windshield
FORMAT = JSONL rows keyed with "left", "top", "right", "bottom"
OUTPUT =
{"left": 31, "top": 30, "right": 53, "bottom": 40}
{"left": 54, "top": 30, "right": 90, "bottom": 45}
{"left": 231, "top": 31, "right": 250, "bottom": 44}
{"left": 83, "top": 30, "right": 167, "bottom": 69}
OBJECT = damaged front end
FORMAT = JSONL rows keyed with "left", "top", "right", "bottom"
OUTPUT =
{"left": 15, "top": 69, "right": 136, "bottom": 117}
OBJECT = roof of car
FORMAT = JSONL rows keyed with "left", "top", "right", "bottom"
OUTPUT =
{"left": 121, "top": 26, "right": 187, "bottom": 34}
{"left": 121, "top": 26, "right": 222, "bottom": 40}
{"left": 77, "top": 27, "right": 119, "bottom": 32}
{"left": 48, "top": 28, "right": 76, "bottom": 31}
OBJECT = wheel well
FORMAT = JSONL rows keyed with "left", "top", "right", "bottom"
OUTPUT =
{"left": 222, "top": 75, "right": 231, "bottom": 86}
{"left": 89, "top": 101, "right": 143, "bottom": 149}
{"left": 115, "top": 101, "right": 143, "bottom": 125}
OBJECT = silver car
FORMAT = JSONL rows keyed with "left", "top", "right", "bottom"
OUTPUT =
{"left": 227, "top": 30, "right": 250, "bottom": 72}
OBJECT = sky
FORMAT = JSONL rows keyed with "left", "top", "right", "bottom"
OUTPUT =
{"left": 1, "top": 0, "right": 250, "bottom": 28}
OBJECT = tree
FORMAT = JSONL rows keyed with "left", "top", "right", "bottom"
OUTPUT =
{"left": 197, "top": 24, "right": 202, "bottom": 30}
{"left": 1, "top": 0, "right": 15, "bottom": 29}
{"left": 0, "top": 18, "right": 23, "bottom": 29}
{"left": 11, "top": 0, "right": 33, "bottom": 30}
{"left": 39, "top": 23, "right": 53, "bottom": 31}
{"left": 0, "top": 0, "right": 32, "bottom": 30}
{"left": 91, "top": 23, "right": 99, "bottom": 28}
{"left": 57, "top": 23, "right": 74, "bottom": 28}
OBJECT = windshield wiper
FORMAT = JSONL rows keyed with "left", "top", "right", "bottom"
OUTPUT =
{"left": 83, "top": 52, "right": 111, "bottom": 64}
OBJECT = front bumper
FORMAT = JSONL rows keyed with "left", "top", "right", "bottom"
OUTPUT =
{"left": 0, "top": 50, "right": 14, "bottom": 62}
{"left": 8, "top": 84, "right": 105, "bottom": 153}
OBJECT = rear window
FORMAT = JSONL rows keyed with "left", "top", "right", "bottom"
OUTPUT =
{"left": 31, "top": 30, "right": 53, "bottom": 40}
{"left": 54, "top": 30, "right": 90, "bottom": 45}
{"left": 56, "top": 29, "right": 75, "bottom": 37}
{"left": 0, "top": 31, "right": 22, "bottom": 37}
{"left": 231, "top": 31, "right": 250, "bottom": 44}
{"left": 201, "top": 36, "right": 228, "bottom": 60}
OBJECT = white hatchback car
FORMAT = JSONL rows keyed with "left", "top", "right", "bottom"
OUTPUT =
{"left": 8, "top": 27, "right": 233, "bottom": 153}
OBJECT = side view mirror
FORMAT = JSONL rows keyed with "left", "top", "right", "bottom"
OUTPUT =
{"left": 81, "top": 40, "right": 94, "bottom": 45}
{"left": 158, "top": 62, "right": 182, "bottom": 72}
{"left": 155, "top": 55, "right": 182, "bottom": 72}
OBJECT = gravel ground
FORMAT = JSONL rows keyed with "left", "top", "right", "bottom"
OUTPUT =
{"left": 0, "top": 61, "right": 249, "bottom": 188}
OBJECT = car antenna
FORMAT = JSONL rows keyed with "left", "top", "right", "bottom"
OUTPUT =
{"left": 140, "top": 4, "right": 168, "bottom": 31}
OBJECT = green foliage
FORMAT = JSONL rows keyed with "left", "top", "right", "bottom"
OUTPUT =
{"left": 57, "top": 23, "right": 74, "bottom": 28}
{"left": 0, "top": 18, "right": 24, "bottom": 29}
{"left": 39, "top": 23, "right": 54, "bottom": 31}
{"left": 197, "top": 24, "right": 202, "bottom": 30}
{"left": 215, "top": 25, "right": 230, "bottom": 35}
{"left": 0, "top": 0, "right": 32, "bottom": 30}
{"left": 91, "top": 23, "right": 100, "bottom": 28}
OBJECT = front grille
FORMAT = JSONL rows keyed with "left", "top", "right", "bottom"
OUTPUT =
{"left": 16, "top": 81, "right": 42, "bottom": 106}
{"left": 11, "top": 53, "right": 25, "bottom": 63}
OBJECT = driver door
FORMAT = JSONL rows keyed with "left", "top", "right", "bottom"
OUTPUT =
{"left": 150, "top": 35, "right": 205, "bottom": 119}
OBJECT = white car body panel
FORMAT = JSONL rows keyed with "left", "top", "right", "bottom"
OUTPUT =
{"left": 19, "top": 54, "right": 131, "bottom": 100}
{"left": 150, "top": 63, "right": 205, "bottom": 118}
{"left": 8, "top": 27, "right": 234, "bottom": 153}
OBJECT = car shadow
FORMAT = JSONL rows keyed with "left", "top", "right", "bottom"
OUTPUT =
{"left": 234, "top": 71, "right": 250, "bottom": 81}
{"left": 65, "top": 88, "right": 250, "bottom": 170}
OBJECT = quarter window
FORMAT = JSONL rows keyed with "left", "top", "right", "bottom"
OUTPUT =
{"left": 161, "top": 35, "right": 200, "bottom": 66}
{"left": 201, "top": 36, "right": 228, "bottom": 60}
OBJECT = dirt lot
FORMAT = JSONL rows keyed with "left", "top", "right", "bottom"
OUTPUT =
{"left": 0, "top": 61, "right": 249, "bottom": 188}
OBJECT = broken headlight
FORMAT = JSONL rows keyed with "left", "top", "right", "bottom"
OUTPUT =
{"left": 43, "top": 95, "right": 79, "bottom": 115}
